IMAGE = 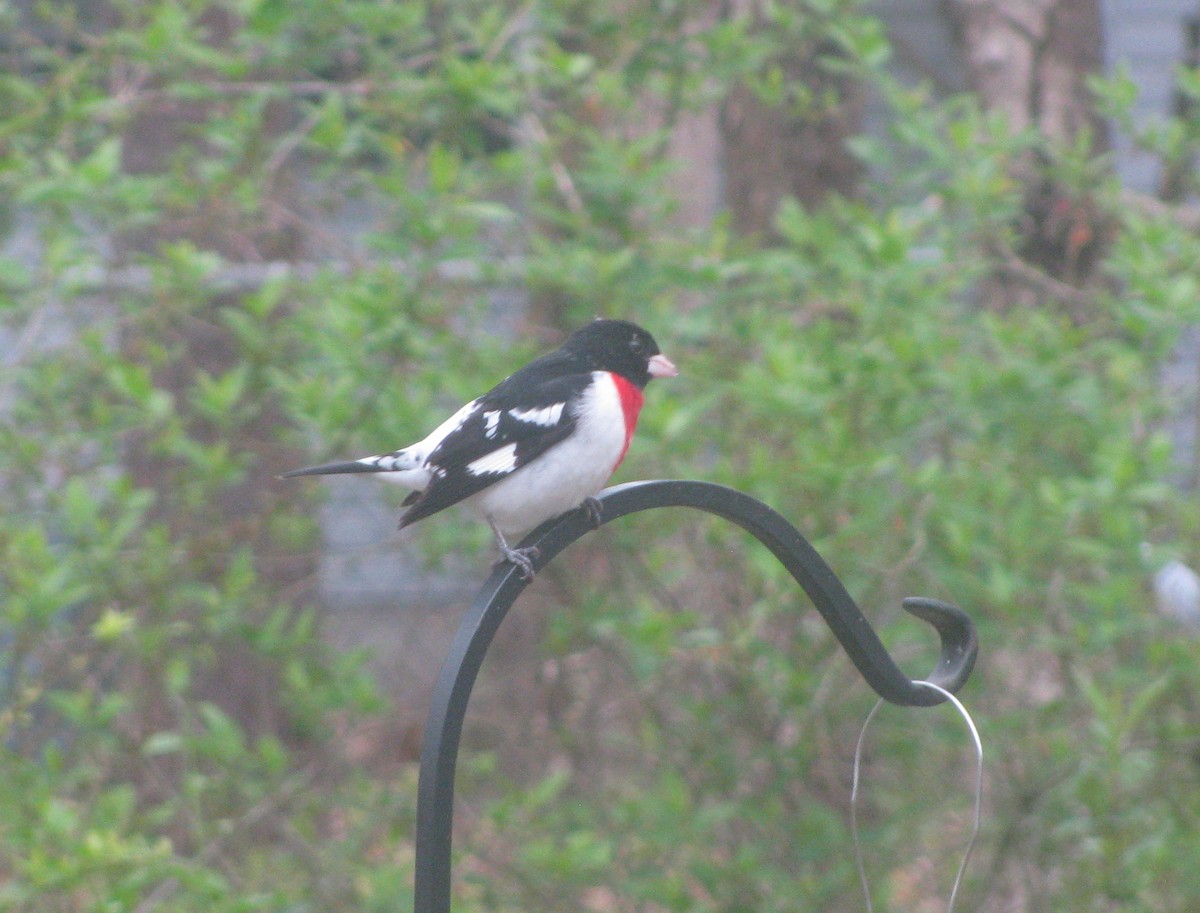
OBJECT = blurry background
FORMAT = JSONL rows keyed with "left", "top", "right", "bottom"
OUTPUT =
{"left": 3, "top": 0, "right": 1200, "bottom": 910}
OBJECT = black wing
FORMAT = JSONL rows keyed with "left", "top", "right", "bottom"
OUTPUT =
{"left": 397, "top": 371, "right": 590, "bottom": 528}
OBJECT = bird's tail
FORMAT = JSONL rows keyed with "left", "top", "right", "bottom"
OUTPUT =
{"left": 280, "top": 449, "right": 421, "bottom": 479}
{"left": 279, "top": 461, "right": 383, "bottom": 478}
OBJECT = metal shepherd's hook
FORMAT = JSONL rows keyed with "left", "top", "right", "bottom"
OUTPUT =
{"left": 412, "top": 479, "right": 980, "bottom": 913}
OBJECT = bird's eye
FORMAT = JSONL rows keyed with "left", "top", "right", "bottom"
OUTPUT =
{"left": 629, "top": 336, "right": 644, "bottom": 355}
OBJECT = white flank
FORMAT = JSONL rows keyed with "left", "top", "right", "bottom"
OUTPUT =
{"left": 467, "top": 442, "right": 519, "bottom": 476}
{"left": 508, "top": 403, "right": 565, "bottom": 427}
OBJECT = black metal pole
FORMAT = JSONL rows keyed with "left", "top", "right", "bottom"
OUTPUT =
{"left": 413, "top": 479, "right": 978, "bottom": 913}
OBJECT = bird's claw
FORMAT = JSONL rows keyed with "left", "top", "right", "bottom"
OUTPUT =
{"left": 581, "top": 497, "right": 603, "bottom": 528}
{"left": 499, "top": 544, "right": 540, "bottom": 580}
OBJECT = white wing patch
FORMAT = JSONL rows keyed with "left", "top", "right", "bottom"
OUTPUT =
{"left": 508, "top": 403, "right": 565, "bottom": 427}
{"left": 466, "top": 443, "right": 519, "bottom": 476}
{"left": 483, "top": 410, "right": 501, "bottom": 438}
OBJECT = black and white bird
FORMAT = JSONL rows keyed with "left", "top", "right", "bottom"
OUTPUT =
{"left": 282, "top": 319, "right": 678, "bottom": 578}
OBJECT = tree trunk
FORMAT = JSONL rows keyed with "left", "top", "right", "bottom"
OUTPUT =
{"left": 949, "top": 0, "right": 1108, "bottom": 147}
{"left": 719, "top": 0, "right": 866, "bottom": 238}
{"left": 948, "top": 0, "right": 1112, "bottom": 296}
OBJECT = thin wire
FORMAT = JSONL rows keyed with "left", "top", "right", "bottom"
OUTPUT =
{"left": 850, "top": 699, "right": 886, "bottom": 913}
{"left": 850, "top": 681, "right": 984, "bottom": 913}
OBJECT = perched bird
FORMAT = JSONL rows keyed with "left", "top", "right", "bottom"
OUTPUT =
{"left": 282, "top": 319, "right": 678, "bottom": 578}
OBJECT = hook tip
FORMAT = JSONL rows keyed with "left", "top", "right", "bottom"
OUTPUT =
{"left": 901, "top": 597, "right": 979, "bottom": 700}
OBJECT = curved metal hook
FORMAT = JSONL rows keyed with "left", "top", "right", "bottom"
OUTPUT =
{"left": 413, "top": 479, "right": 978, "bottom": 913}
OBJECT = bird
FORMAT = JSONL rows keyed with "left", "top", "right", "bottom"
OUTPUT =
{"left": 281, "top": 319, "right": 678, "bottom": 579}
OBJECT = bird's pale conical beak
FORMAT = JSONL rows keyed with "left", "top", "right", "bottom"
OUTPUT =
{"left": 648, "top": 353, "right": 679, "bottom": 378}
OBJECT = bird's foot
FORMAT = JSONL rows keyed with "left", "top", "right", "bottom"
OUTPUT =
{"left": 497, "top": 543, "right": 540, "bottom": 580}
{"left": 489, "top": 517, "right": 540, "bottom": 580}
{"left": 581, "top": 496, "right": 603, "bottom": 528}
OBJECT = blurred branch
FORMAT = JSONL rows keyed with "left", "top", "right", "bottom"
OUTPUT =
{"left": 483, "top": 0, "right": 537, "bottom": 62}
{"left": 992, "top": 243, "right": 1093, "bottom": 316}
{"left": 2, "top": 256, "right": 526, "bottom": 297}
{"left": 187, "top": 78, "right": 376, "bottom": 97}
{"left": 520, "top": 111, "right": 586, "bottom": 217}
{"left": 0, "top": 303, "right": 50, "bottom": 412}
{"left": 1118, "top": 188, "right": 1200, "bottom": 233}
{"left": 263, "top": 105, "right": 326, "bottom": 178}
{"left": 132, "top": 767, "right": 321, "bottom": 913}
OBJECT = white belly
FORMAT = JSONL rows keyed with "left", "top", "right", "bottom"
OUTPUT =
{"left": 469, "top": 372, "right": 627, "bottom": 537}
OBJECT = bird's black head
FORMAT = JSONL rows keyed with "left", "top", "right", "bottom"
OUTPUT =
{"left": 562, "top": 319, "right": 678, "bottom": 388}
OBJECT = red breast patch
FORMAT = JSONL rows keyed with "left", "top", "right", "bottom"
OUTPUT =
{"left": 610, "top": 373, "right": 644, "bottom": 471}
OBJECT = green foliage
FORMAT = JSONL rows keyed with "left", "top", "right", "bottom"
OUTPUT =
{"left": 3, "top": 1, "right": 1200, "bottom": 911}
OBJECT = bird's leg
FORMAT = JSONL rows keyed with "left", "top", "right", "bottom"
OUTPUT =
{"left": 581, "top": 496, "right": 603, "bottom": 528}
{"left": 489, "top": 517, "right": 539, "bottom": 580}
